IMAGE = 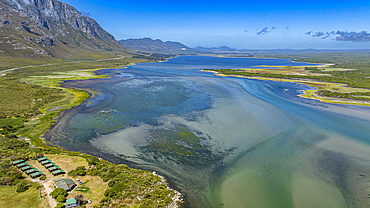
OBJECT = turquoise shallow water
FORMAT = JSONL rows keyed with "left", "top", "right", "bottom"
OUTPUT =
{"left": 45, "top": 56, "right": 370, "bottom": 208}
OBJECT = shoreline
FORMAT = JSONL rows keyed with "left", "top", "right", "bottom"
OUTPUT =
{"left": 18, "top": 65, "right": 184, "bottom": 207}
{"left": 202, "top": 69, "right": 370, "bottom": 107}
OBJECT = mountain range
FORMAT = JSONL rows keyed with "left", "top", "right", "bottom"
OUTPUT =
{"left": 193, "top": 46, "right": 370, "bottom": 54}
{"left": 2, "top": 0, "right": 369, "bottom": 61}
{"left": 0, "top": 0, "right": 127, "bottom": 59}
{"left": 119, "top": 38, "right": 199, "bottom": 55}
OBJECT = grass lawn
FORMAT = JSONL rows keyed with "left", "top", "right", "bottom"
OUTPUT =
{"left": 45, "top": 154, "right": 88, "bottom": 173}
{"left": 0, "top": 186, "right": 48, "bottom": 208}
{"left": 69, "top": 175, "right": 108, "bottom": 207}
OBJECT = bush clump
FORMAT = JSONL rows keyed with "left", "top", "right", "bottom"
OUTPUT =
{"left": 68, "top": 166, "right": 86, "bottom": 176}
{"left": 50, "top": 188, "right": 67, "bottom": 199}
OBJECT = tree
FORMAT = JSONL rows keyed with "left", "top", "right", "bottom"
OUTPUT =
{"left": 50, "top": 188, "right": 66, "bottom": 199}
{"left": 75, "top": 194, "right": 84, "bottom": 205}
{"left": 56, "top": 194, "right": 66, "bottom": 203}
{"left": 68, "top": 166, "right": 86, "bottom": 176}
{"left": 87, "top": 156, "right": 100, "bottom": 166}
{"left": 104, "top": 188, "right": 118, "bottom": 198}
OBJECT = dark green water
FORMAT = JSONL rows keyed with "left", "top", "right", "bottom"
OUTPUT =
{"left": 45, "top": 56, "right": 370, "bottom": 208}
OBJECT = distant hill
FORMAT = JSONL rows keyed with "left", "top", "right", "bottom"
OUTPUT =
{"left": 194, "top": 46, "right": 241, "bottom": 53}
{"left": 194, "top": 46, "right": 370, "bottom": 55}
{"left": 119, "top": 38, "right": 200, "bottom": 55}
{"left": 0, "top": 0, "right": 128, "bottom": 59}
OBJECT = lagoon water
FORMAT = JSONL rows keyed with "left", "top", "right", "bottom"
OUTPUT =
{"left": 45, "top": 56, "right": 370, "bottom": 208}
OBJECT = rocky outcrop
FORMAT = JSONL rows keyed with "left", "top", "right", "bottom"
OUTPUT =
{"left": 0, "top": 0, "right": 125, "bottom": 58}
{"left": 3, "top": 0, "right": 116, "bottom": 43}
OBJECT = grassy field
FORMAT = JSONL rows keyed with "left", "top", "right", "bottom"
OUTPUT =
{"left": 69, "top": 175, "right": 108, "bottom": 207}
{"left": 0, "top": 118, "right": 25, "bottom": 126}
{"left": 0, "top": 56, "right": 61, "bottom": 71}
{"left": 0, "top": 185, "right": 47, "bottom": 208}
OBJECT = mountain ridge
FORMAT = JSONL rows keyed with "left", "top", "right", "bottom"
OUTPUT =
{"left": 119, "top": 38, "right": 199, "bottom": 55}
{"left": 0, "top": 0, "right": 127, "bottom": 59}
{"left": 194, "top": 46, "right": 370, "bottom": 54}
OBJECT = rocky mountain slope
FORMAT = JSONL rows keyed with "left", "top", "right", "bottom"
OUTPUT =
{"left": 0, "top": 0, "right": 127, "bottom": 59}
{"left": 120, "top": 38, "right": 199, "bottom": 55}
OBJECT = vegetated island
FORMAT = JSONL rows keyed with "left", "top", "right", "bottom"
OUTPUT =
{"left": 203, "top": 52, "right": 370, "bottom": 106}
{"left": 0, "top": 55, "right": 183, "bottom": 208}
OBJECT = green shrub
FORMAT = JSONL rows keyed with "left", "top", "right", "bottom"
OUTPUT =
{"left": 86, "top": 156, "right": 100, "bottom": 166}
{"left": 50, "top": 188, "right": 66, "bottom": 199}
{"left": 68, "top": 166, "right": 86, "bottom": 176}
{"left": 12, "top": 172, "right": 24, "bottom": 185}
{"left": 112, "top": 182, "right": 128, "bottom": 192}
{"left": 89, "top": 168, "right": 99, "bottom": 176}
{"left": 104, "top": 188, "right": 118, "bottom": 198}
{"left": 100, "top": 196, "right": 111, "bottom": 203}
{"left": 16, "top": 181, "right": 29, "bottom": 193}
{"left": 56, "top": 194, "right": 66, "bottom": 203}
{"left": 13, "top": 172, "right": 23, "bottom": 180}
{"left": 39, "top": 175, "right": 47, "bottom": 180}
{"left": 67, "top": 152, "right": 80, "bottom": 156}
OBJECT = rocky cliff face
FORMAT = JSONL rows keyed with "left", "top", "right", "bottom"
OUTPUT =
{"left": 0, "top": 0, "right": 125, "bottom": 58}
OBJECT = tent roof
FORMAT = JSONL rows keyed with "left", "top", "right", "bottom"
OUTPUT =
{"left": 12, "top": 159, "right": 24, "bottom": 164}
{"left": 37, "top": 157, "right": 48, "bottom": 161}
{"left": 66, "top": 198, "right": 77, "bottom": 205}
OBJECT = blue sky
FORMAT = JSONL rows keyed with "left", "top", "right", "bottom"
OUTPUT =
{"left": 61, "top": 0, "right": 370, "bottom": 49}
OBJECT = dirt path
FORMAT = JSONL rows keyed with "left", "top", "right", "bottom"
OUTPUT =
{"left": 42, "top": 180, "right": 57, "bottom": 208}
{"left": 0, "top": 56, "right": 127, "bottom": 76}
{"left": 0, "top": 63, "right": 59, "bottom": 76}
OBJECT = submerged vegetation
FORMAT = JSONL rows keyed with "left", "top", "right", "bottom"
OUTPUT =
{"left": 0, "top": 54, "right": 155, "bottom": 146}
{"left": 148, "top": 127, "right": 206, "bottom": 157}
{"left": 0, "top": 52, "right": 181, "bottom": 207}
{"left": 141, "top": 126, "right": 233, "bottom": 169}
{"left": 1, "top": 50, "right": 370, "bottom": 207}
